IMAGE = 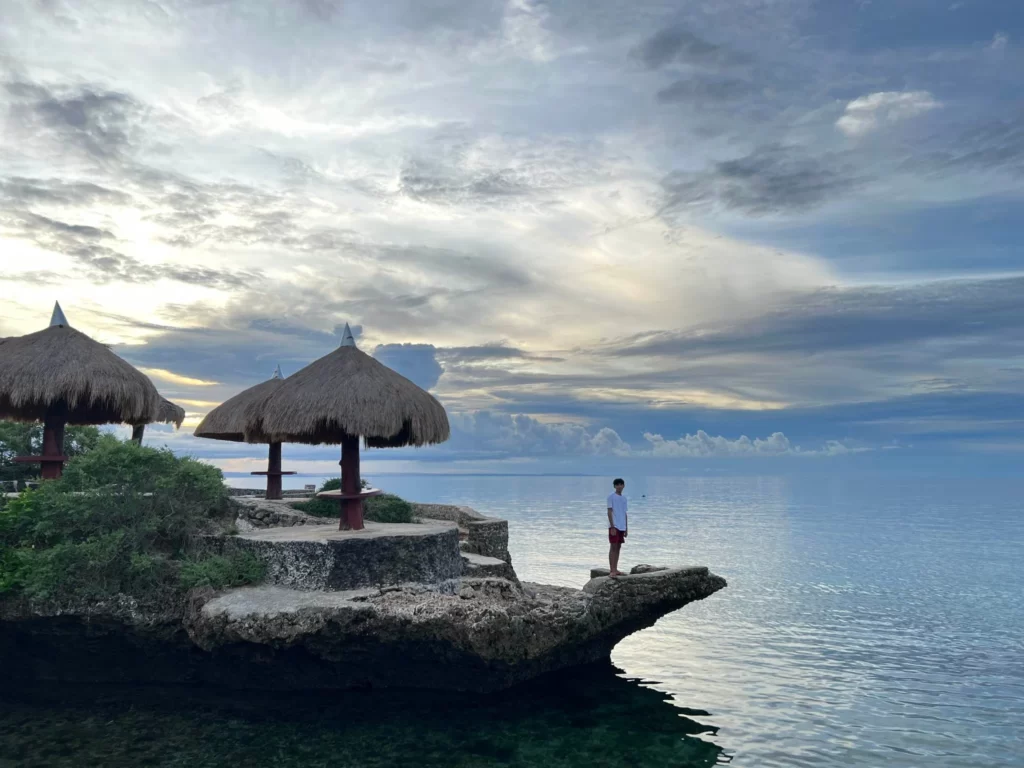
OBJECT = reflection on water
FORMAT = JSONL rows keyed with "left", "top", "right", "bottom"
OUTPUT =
{"left": 0, "top": 664, "right": 726, "bottom": 767}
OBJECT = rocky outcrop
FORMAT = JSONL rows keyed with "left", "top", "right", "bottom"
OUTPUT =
{"left": 0, "top": 565, "right": 725, "bottom": 692}
{"left": 0, "top": 499, "right": 727, "bottom": 692}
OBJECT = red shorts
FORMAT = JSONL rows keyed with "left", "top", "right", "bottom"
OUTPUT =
{"left": 608, "top": 527, "right": 627, "bottom": 544}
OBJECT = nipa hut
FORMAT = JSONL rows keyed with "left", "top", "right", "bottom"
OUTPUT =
{"left": 252, "top": 324, "right": 449, "bottom": 530}
{"left": 0, "top": 302, "right": 161, "bottom": 478}
{"left": 131, "top": 396, "right": 187, "bottom": 444}
{"left": 193, "top": 365, "right": 293, "bottom": 499}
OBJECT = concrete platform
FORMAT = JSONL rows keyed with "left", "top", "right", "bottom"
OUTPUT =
{"left": 224, "top": 522, "right": 462, "bottom": 592}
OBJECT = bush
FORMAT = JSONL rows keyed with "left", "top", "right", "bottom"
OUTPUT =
{"left": 292, "top": 477, "right": 414, "bottom": 523}
{"left": 0, "top": 436, "right": 263, "bottom": 602}
{"left": 179, "top": 553, "right": 266, "bottom": 591}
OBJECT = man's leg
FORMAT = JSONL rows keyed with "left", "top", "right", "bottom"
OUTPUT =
{"left": 609, "top": 540, "right": 621, "bottom": 576}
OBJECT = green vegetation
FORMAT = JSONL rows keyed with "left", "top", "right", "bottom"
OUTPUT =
{"left": 0, "top": 420, "right": 101, "bottom": 487}
{"left": 0, "top": 435, "right": 264, "bottom": 603}
{"left": 292, "top": 477, "right": 415, "bottom": 523}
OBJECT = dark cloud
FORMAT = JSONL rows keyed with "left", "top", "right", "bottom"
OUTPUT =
{"left": 373, "top": 343, "right": 444, "bottom": 390}
{"left": 0, "top": 177, "right": 132, "bottom": 207}
{"left": 615, "top": 276, "right": 1024, "bottom": 359}
{"left": 656, "top": 75, "right": 754, "bottom": 104}
{"left": 4, "top": 80, "right": 145, "bottom": 161}
{"left": 661, "top": 144, "right": 862, "bottom": 215}
{"left": 910, "top": 110, "right": 1024, "bottom": 178}
{"left": 630, "top": 26, "right": 746, "bottom": 69}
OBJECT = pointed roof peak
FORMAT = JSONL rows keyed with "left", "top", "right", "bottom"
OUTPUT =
{"left": 49, "top": 301, "right": 69, "bottom": 328}
{"left": 339, "top": 322, "right": 357, "bottom": 348}
{"left": 272, "top": 364, "right": 283, "bottom": 380}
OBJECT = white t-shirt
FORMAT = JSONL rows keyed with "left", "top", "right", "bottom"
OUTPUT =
{"left": 607, "top": 492, "right": 628, "bottom": 531}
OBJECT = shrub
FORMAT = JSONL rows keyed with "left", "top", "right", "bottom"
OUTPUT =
{"left": 179, "top": 553, "right": 266, "bottom": 591}
{"left": 292, "top": 477, "right": 414, "bottom": 523}
{"left": 0, "top": 436, "right": 263, "bottom": 603}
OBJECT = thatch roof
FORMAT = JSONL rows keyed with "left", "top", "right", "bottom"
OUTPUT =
{"left": 154, "top": 397, "right": 186, "bottom": 428}
{"left": 193, "top": 373, "right": 284, "bottom": 443}
{"left": 252, "top": 330, "right": 450, "bottom": 447}
{"left": 0, "top": 317, "right": 161, "bottom": 426}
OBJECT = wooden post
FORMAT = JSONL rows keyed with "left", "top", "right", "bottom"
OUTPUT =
{"left": 266, "top": 441, "right": 283, "bottom": 500}
{"left": 41, "top": 407, "right": 67, "bottom": 480}
{"left": 339, "top": 434, "right": 363, "bottom": 531}
{"left": 131, "top": 424, "right": 145, "bottom": 444}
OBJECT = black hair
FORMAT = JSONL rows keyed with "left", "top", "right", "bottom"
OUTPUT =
{"left": 613, "top": 478, "right": 624, "bottom": 486}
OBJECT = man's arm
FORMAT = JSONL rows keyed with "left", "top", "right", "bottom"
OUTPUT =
{"left": 607, "top": 506, "right": 615, "bottom": 529}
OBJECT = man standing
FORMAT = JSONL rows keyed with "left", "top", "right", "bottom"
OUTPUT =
{"left": 607, "top": 478, "right": 628, "bottom": 577}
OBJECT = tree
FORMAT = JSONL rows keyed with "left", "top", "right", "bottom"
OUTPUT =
{"left": 0, "top": 421, "right": 102, "bottom": 487}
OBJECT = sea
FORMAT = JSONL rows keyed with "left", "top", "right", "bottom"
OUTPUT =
{"left": 2, "top": 472, "right": 1022, "bottom": 767}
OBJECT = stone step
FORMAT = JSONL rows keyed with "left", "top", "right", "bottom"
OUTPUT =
{"left": 461, "top": 552, "right": 517, "bottom": 582}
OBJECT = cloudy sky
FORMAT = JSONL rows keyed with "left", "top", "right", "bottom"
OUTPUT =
{"left": 1, "top": 0, "right": 1022, "bottom": 476}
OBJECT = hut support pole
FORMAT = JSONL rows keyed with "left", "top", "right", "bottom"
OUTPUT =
{"left": 41, "top": 408, "right": 67, "bottom": 480}
{"left": 266, "top": 442, "right": 283, "bottom": 500}
{"left": 131, "top": 424, "right": 145, "bottom": 445}
{"left": 339, "top": 435, "right": 364, "bottom": 531}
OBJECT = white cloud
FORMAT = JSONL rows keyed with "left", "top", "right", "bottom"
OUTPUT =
{"left": 449, "top": 412, "right": 861, "bottom": 459}
{"left": 988, "top": 32, "right": 1009, "bottom": 52}
{"left": 836, "top": 91, "right": 941, "bottom": 137}
{"left": 642, "top": 429, "right": 862, "bottom": 458}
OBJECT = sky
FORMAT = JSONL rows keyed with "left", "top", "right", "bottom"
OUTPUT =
{"left": 1, "top": 0, "right": 1022, "bottom": 477}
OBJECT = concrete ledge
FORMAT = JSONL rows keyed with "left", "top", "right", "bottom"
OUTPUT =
{"left": 412, "top": 503, "right": 510, "bottom": 563}
{"left": 223, "top": 522, "right": 462, "bottom": 591}
{"left": 461, "top": 552, "right": 518, "bottom": 582}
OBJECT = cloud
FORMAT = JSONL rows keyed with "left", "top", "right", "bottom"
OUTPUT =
{"left": 448, "top": 411, "right": 633, "bottom": 457}
{"left": 661, "top": 144, "right": 861, "bottom": 215}
{"left": 988, "top": 32, "right": 1008, "bottom": 52}
{"left": 0, "top": 177, "right": 132, "bottom": 207}
{"left": 642, "top": 430, "right": 860, "bottom": 457}
{"left": 616, "top": 276, "right": 1024, "bottom": 360}
{"left": 0, "top": 209, "right": 261, "bottom": 288}
{"left": 656, "top": 75, "right": 753, "bottom": 105}
{"left": 3, "top": 80, "right": 146, "bottom": 160}
{"left": 138, "top": 368, "right": 220, "bottom": 387}
{"left": 630, "top": 26, "right": 743, "bottom": 69}
{"left": 836, "top": 91, "right": 941, "bottom": 137}
{"left": 447, "top": 411, "right": 858, "bottom": 459}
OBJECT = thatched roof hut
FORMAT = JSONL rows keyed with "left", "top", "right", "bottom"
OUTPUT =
{"left": 193, "top": 365, "right": 284, "bottom": 443}
{"left": 0, "top": 303, "right": 160, "bottom": 426}
{"left": 192, "top": 366, "right": 292, "bottom": 500}
{"left": 252, "top": 324, "right": 448, "bottom": 529}
{"left": 254, "top": 327, "right": 450, "bottom": 447}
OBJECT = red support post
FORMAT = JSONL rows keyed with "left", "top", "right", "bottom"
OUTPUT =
{"left": 266, "top": 441, "right": 283, "bottom": 500}
{"left": 40, "top": 408, "right": 67, "bottom": 480}
{"left": 339, "top": 434, "right": 363, "bottom": 531}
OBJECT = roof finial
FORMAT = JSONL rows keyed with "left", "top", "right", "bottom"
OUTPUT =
{"left": 340, "top": 323, "right": 356, "bottom": 348}
{"left": 272, "top": 364, "right": 283, "bottom": 380}
{"left": 49, "top": 301, "right": 69, "bottom": 328}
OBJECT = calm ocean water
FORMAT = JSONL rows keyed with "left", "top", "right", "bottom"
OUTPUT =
{"left": 3, "top": 472, "right": 1023, "bottom": 767}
